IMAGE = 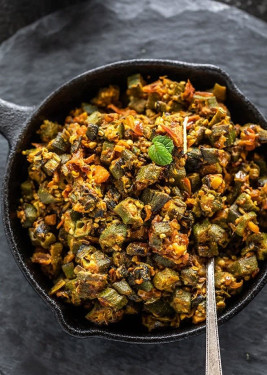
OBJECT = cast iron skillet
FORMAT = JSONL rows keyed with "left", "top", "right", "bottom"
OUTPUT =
{"left": 0, "top": 60, "right": 267, "bottom": 344}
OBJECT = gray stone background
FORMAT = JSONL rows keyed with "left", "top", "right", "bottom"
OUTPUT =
{"left": 0, "top": 1, "right": 266, "bottom": 374}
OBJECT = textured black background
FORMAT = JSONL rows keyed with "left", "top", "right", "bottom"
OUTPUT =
{"left": 0, "top": 0, "right": 266, "bottom": 42}
{"left": 0, "top": 1, "right": 266, "bottom": 374}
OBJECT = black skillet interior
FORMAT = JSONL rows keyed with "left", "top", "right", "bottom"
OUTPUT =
{"left": 4, "top": 60, "right": 267, "bottom": 343}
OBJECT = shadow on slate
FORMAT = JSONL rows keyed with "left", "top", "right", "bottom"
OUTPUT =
{"left": 0, "top": 1, "right": 266, "bottom": 375}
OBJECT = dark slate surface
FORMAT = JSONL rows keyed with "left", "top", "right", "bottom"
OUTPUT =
{"left": 0, "top": 0, "right": 266, "bottom": 44}
{"left": 0, "top": 1, "right": 266, "bottom": 374}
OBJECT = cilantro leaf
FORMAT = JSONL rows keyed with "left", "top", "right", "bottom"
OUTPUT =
{"left": 148, "top": 141, "right": 173, "bottom": 166}
{"left": 152, "top": 135, "right": 174, "bottom": 153}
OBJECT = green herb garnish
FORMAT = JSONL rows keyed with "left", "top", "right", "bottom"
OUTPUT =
{"left": 148, "top": 135, "right": 174, "bottom": 166}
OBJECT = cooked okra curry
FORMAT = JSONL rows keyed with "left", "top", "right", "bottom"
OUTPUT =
{"left": 17, "top": 74, "right": 267, "bottom": 331}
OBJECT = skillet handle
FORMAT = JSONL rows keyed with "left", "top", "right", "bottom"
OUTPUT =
{"left": 0, "top": 98, "right": 35, "bottom": 148}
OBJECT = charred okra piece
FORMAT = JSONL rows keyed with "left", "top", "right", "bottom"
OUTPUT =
{"left": 126, "top": 242, "right": 149, "bottom": 257}
{"left": 49, "top": 132, "right": 70, "bottom": 154}
{"left": 141, "top": 188, "right": 170, "bottom": 213}
{"left": 76, "top": 270, "right": 107, "bottom": 299}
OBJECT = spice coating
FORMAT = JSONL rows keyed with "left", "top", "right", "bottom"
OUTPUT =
{"left": 17, "top": 74, "right": 267, "bottom": 330}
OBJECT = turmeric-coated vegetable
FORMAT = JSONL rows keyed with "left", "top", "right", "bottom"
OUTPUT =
{"left": 17, "top": 74, "right": 267, "bottom": 331}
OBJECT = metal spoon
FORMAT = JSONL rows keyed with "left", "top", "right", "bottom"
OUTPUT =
{"left": 182, "top": 117, "right": 222, "bottom": 374}
{"left": 206, "top": 257, "right": 223, "bottom": 375}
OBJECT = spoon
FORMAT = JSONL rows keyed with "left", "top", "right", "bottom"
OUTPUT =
{"left": 182, "top": 117, "right": 222, "bottom": 374}
{"left": 205, "top": 257, "right": 223, "bottom": 375}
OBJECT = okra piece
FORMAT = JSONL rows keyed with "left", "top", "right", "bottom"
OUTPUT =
{"left": 113, "top": 280, "right": 133, "bottom": 296}
{"left": 243, "top": 231, "right": 266, "bottom": 257}
{"left": 171, "top": 289, "right": 191, "bottom": 314}
{"left": 114, "top": 197, "right": 144, "bottom": 226}
{"left": 228, "top": 203, "right": 242, "bottom": 223}
{"left": 209, "top": 124, "right": 236, "bottom": 148}
{"left": 126, "top": 242, "right": 149, "bottom": 257}
{"left": 74, "top": 218, "right": 92, "bottom": 238}
{"left": 141, "top": 188, "right": 170, "bottom": 213}
{"left": 153, "top": 268, "right": 180, "bottom": 291}
{"left": 99, "top": 223, "right": 127, "bottom": 250}
{"left": 209, "top": 107, "right": 226, "bottom": 126}
{"left": 86, "top": 111, "right": 103, "bottom": 125}
{"left": 188, "top": 173, "right": 201, "bottom": 192}
{"left": 128, "top": 97, "right": 147, "bottom": 113}
{"left": 75, "top": 245, "right": 96, "bottom": 267}
{"left": 193, "top": 219, "right": 227, "bottom": 257}
{"left": 193, "top": 188, "right": 223, "bottom": 218}
{"left": 144, "top": 298, "right": 174, "bottom": 317}
{"left": 235, "top": 193, "right": 259, "bottom": 212}
{"left": 200, "top": 146, "right": 221, "bottom": 164}
{"left": 86, "top": 123, "right": 99, "bottom": 140}
{"left": 235, "top": 211, "right": 257, "bottom": 237}
{"left": 22, "top": 203, "right": 37, "bottom": 228}
{"left": 160, "top": 198, "right": 187, "bottom": 220}
{"left": 121, "top": 149, "right": 136, "bottom": 166}
{"left": 38, "top": 120, "right": 61, "bottom": 142}
{"left": 89, "top": 250, "right": 111, "bottom": 272}
{"left": 135, "top": 164, "right": 162, "bottom": 190}
{"left": 153, "top": 254, "right": 176, "bottom": 268}
{"left": 149, "top": 221, "right": 172, "bottom": 251}
{"left": 215, "top": 271, "right": 236, "bottom": 288}
{"left": 185, "top": 148, "right": 203, "bottom": 172}
{"left": 109, "top": 158, "right": 124, "bottom": 179}
{"left": 21, "top": 180, "right": 34, "bottom": 200}
{"left": 98, "top": 287, "right": 128, "bottom": 311}
{"left": 50, "top": 279, "right": 66, "bottom": 295}
{"left": 62, "top": 262, "right": 75, "bottom": 279}
{"left": 181, "top": 268, "right": 198, "bottom": 286}
{"left": 136, "top": 280, "right": 153, "bottom": 292}
{"left": 229, "top": 255, "right": 258, "bottom": 277}
{"left": 49, "top": 132, "right": 70, "bottom": 154}
{"left": 37, "top": 186, "right": 56, "bottom": 204}
{"left": 213, "top": 83, "right": 226, "bottom": 102}
{"left": 85, "top": 303, "right": 124, "bottom": 325}
{"left": 76, "top": 270, "right": 107, "bottom": 299}
{"left": 127, "top": 73, "right": 144, "bottom": 95}
{"left": 146, "top": 92, "right": 161, "bottom": 110}
{"left": 208, "top": 224, "right": 228, "bottom": 248}
{"left": 81, "top": 103, "right": 98, "bottom": 114}
{"left": 247, "top": 233, "right": 267, "bottom": 260}
{"left": 167, "top": 164, "right": 186, "bottom": 185}
{"left": 43, "top": 154, "right": 61, "bottom": 176}
{"left": 29, "top": 223, "right": 56, "bottom": 249}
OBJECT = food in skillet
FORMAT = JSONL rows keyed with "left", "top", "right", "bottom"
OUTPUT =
{"left": 17, "top": 74, "right": 267, "bottom": 330}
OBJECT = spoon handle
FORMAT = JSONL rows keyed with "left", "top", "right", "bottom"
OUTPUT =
{"left": 206, "top": 257, "right": 223, "bottom": 375}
